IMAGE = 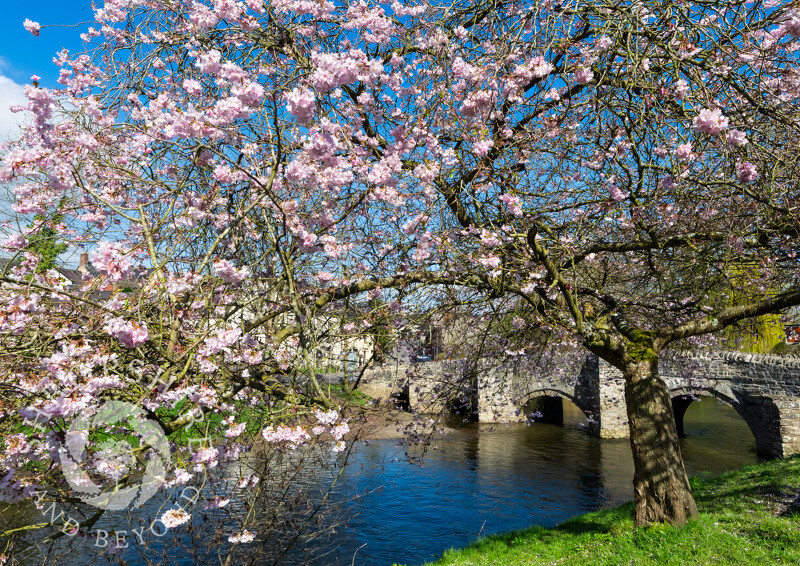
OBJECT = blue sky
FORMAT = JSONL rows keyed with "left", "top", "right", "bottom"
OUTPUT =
{"left": 1, "top": 1, "right": 91, "bottom": 138}
{"left": 0, "top": 1, "right": 93, "bottom": 259}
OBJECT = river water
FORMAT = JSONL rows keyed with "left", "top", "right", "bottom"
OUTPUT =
{"left": 9, "top": 398, "right": 758, "bottom": 566}
{"left": 311, "top": 398, "right": 759, "bottom": 565}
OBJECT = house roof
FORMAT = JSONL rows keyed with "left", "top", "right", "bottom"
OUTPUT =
{"left": 0, "top": 256, "right": 90, "bottom": 291}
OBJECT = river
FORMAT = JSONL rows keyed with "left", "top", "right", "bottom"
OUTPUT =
{"left": 8, "top": 397, "right": 758, "bottom": 565}
{"left": 307, "top": 398, "right": 759, "bottom": 565}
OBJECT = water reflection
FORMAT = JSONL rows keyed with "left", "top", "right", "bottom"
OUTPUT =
{"left": 680, "top": 397, "right": 760, "bottom": 476}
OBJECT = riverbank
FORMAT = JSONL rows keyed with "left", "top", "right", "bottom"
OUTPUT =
{"left": 347, "top": 407, "right": 461, "bottom": 440}
{"left": 326, "top": 383, "right": 463, "bottom": 440}
{"left": 422, "top": 455, "right": 800, "bottom": 565}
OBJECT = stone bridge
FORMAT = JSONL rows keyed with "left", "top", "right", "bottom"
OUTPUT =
{"left": 359, "top": 352, "right": 800, "bottom": 458}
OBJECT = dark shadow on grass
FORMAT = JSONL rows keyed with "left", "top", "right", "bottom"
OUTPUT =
{"left": 555, "top": 504, "right": 634, "bottom": 535}
{"left": 694, "top": 483, "right": 799, "bottom": 506}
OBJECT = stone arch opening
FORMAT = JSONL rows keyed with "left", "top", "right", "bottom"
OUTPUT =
{"left": 670, "top": 387, "right": 779, "bottom": 457}
{"left": 523, "top": 395, "right": 563, "bottom": 425}
{"left": 448, "top": 391, "right": 477, "bottom": 420}
{"left": 391, "top": 383, "right": 410, "bottom": 411}
{"left": 671, "top": 388, "right": 747, "bottom": 435}
{"left": 519, "top": 389, "right": 592, "bottom": 426}
{"left": 671, "top": 395, "right": 694, "bottom": 438}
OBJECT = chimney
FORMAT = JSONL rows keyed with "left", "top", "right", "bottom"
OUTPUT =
{"left": 78, "top": 252, "right": 89, "bottom": 273}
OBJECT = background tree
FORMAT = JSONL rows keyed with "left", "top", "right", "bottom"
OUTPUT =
{"left": 24, "top": 214, "right": 68, "bottom": 273}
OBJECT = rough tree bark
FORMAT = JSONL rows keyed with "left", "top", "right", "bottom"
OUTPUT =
{"left": 623, "top": 357, "right": 699, "bottom": 526}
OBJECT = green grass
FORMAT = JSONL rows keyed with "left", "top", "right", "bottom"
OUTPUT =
{"left": 421, "top": 457, "right": 800, "bottom": 566}
{"left": 327, "top": 382, "right": 371, "bottom": 406}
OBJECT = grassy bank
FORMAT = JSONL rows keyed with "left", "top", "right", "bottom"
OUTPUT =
{"left": 423, "top": 456, "right": 800, "bottom": 565}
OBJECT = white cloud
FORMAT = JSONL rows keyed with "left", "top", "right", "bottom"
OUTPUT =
{"left": 0, "top": 75, "right": 29, "bottom": 142}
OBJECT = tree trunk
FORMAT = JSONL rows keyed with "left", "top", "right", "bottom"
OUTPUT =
{"left": 623, "top": 358, "right": 699, "bottom": 526}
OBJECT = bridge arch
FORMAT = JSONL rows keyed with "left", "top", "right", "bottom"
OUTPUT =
{"left": 669, "top": 386, "right": 780, "bottom": 457}
{"left": 669, "top": 387, "right": 745, "bottom": 436}
{"left": 517, "top": 388, "right": 593, "bottom": 425}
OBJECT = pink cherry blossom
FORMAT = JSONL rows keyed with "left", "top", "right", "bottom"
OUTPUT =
{"left": 189, "top": 1, "right": 218, "bottom": 28}
{"left": 102, "top": 317, "right": 149, "bottom": 348}
{"left": 545, "top": 87, "right": 561, "bottom": 101}
{"left": 1, "top": 234, "right": 28, "bottom": 250}
{"left": 530, "top": 57, "right": 555, "bottom": 77}
{"left": 331, "top": 422, "right": 349, "bottom": 440}
{"left": 674, "top": 79, "right": 690, "bottom": 99}
{"left": 262, "top": 425, "right": 311, "bottom": 449}
{"left": 574, "top": 67, "right": 594, "bottom": 84}
{"left": 232, "top": 81, "right": 264, "bottom": 106}
{"left": 725, "top": 129, "right": 748, "bottom": 147}
{"left": 460, "top": 90, "right": 494, "bottom": 117}
{"left": 183, "top": 79, "right": 203, "bottom": 95}
{"left": 214, "top": 0, "right": 243, "bottom": 21}
{"left": 472, "top": 139, "right": 494, "bottom": 156}
{"left": 659, "top": 175, "right": 678, "bottom": 190}
{"left": 736, "top": 160, "right": 758, "bottom": 182}
{"left": 314, "top": 408, "right": 339, "bottom": 425}
{"left": 595, "top": 36, "right": 613, "bottom": 51}
{"left": 480, "top": 230, "right": 502, "bottom": 247}
{"left": 90, "top": 241, "right": 133, "bottom": 282}
{"left": 285, "top": 87, "right": 316, "bottom": 123}
{"left": 778, "top": 9, "right": 800, "bottom": 37}
{"left": 609, "top": 185, "right": 630, "bottom": 202}
{"left": 237, "top": 475, "right": 260, "bottom": 489}
{"left": 310, "top": 50, "right": 382, "bottom": 92}
{"left": 498, "top": 194, "right": 523, "bottom": 217}
{"left": 202, "top": 496, "right": 230, "bottom": 509}
{"left": 674, "top": 143, "right": 695, "bottom": 162}
{"left": 196, "top": 49, "right": 222, "bottom": 74}
{"left": 477, "top": 254, "right": 501, "bottom": 269}
{"left": 273, "top": 0, "right": 334, "bottom": 18}
{"left": 23, "top": 19, "right": 41, "bottom": 36}
{"left": 192, "top": 446, "right": 219, "bottom": 468}
{"left": 228, "top": 530, "right": 256, "bottom": 543}
{"left": 692, "top": 107, "right": 729, "bottom": 134}
{"left": 225, "top": 423, "right": 246, "bottom": 438}
{"left": 159, "top": 509, "right": 191, "bottom": 529}
{"left": 213, "top": 259, "right": 249, "bottom": 283}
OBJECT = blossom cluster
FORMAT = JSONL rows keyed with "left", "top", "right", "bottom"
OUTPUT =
{"left": 261, "top": 408, "right": 350, "bottom": 452}
{"left": 102, "top": 317, "right": 149, "bottom": 348}
{"left": 90, "top": 242, "right": 133, "bottom": 282}
{"left": 692, "top": 107, "right": 729, "bottom": 135}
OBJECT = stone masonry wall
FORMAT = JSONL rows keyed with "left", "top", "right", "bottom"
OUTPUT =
{"left": 593, "top": 358, "right": 630, "bottom": 438}
{"left": 477, "top": 364, "right": 522, "bottom": 422}
{"left": 660, "top": 352, "right": 800, "bottom": 457}
{"left": 361, "top": 352, "right": 800, "bottom": 456}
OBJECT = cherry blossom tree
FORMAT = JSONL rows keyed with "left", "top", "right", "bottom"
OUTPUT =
{"left": 393, "top": 0, "right": 800, "bottom": 526}
{"left": 1, "top": 1, "right": 799, "bottom": 557}
{"left": 0, "top": 0, "right": 445, "bottom": 557}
